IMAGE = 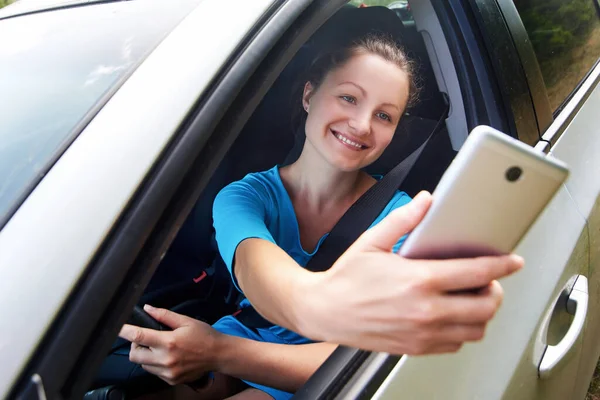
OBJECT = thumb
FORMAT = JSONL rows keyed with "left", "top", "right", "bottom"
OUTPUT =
{"left": 144, "top": 304, "right": 190, "bottom": 329}
{"left": 356, "top": 191, "right": 432, "bottom": 252}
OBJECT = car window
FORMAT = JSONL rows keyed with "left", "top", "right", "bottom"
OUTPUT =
{"left": 0, "top": 0, "right": 199, "bottom": 226}
{"left": 513, "top": 0, "right": 600, "bottom": 112}
{"left": 349, "top": 0, "right": 414, "bottom": 24}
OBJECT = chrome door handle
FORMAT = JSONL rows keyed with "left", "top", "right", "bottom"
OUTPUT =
{"left": 538, "top": 275, "right": 588, "bottom": 379}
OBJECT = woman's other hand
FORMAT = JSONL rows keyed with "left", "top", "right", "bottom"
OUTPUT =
{"left": 119, "top": 305, "right": 222, "bottom": 386}
{"left": 297, "top": 191, "right": 524, "bottom": 355}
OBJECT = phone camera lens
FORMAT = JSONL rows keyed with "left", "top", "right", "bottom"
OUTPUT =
{"left": 506, "top": 166, "right": 522, "bottom": 182}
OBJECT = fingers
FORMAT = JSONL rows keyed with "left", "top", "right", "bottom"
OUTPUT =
{"left": 144, "top": 304, "right": 190, "bottom": 330}
{"left": 405, "top": 323, "right": 486, "bottom": 356}
{"left": 423, "top": 342, "right": 463, "bottom": 355}
{"left": 357, "top": 191, "right": 432, "bottom": 251}
{"left": 129, "top": 342, "right": 159, "bottom": 366}
{"left": 438, "top": 323, "right": 487, "bottom": 343}
{"left": 140, "top": 364, "right": 178, "bottom": 386}
{"left": 119, "top": 324, "right": 165, "bottom": 348}
{"left": 404, "top": 321, "right": 489, "bottom": 356}
{"left": 423, "top": 254, "right": 524, "bottom": 292}
{"left": 425, "top": 282, "right": 503, "bottom": 325}
{"left": 140, "top": 362, "right": 202, "bottom": 387}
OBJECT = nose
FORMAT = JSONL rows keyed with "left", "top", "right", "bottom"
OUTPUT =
{"left": 348, "top": 109, "right": 371, "bottom": 136}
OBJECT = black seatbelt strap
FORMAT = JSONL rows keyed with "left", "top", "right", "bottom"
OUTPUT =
{"left": 236, "top": 97, "right": 450, "bottom": 329}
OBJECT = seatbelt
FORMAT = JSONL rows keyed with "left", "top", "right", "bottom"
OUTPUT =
{"left": 236, "top": 96, "right": 450, "bottom": 329}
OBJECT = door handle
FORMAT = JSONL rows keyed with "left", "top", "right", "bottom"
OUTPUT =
{"left": 538, "top": 275, "right": 588, "bottom": 379}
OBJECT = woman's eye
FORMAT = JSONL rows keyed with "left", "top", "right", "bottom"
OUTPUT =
{"left": 376, "top": 112, "right": 391, "bottom": 122}
{"left": 340, "top": 95, "right": 356, "bottom": 104}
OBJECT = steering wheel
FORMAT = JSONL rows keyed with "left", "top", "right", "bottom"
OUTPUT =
{"left": 125, "top": 305, "right": 211, "bottom": 389}
{"left": 127, "top": 305, "right": 171, "bottom": 331}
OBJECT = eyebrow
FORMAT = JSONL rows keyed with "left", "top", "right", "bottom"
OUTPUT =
{"left": 338, "top": 81, "right": 400, "bottom": 111}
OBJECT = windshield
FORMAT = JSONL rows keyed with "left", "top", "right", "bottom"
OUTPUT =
{"left": 0, "top": 0, "right": 200, "bottom": 225}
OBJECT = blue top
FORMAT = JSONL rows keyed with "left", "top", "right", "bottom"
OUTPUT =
{"left": 212, "top": 165, "right": 412, "bottom": 344}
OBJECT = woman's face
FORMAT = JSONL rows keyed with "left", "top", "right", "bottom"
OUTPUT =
{"left": 303, "top": 52, "right": 410, "bottom": 172}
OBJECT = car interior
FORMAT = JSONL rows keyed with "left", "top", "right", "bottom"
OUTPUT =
{"left": 88, "top": 2, "right": 462, "bottom": 398}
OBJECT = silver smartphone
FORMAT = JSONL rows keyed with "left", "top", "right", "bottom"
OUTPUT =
{"left": 399, "top": 125, "right": 569, "bottom": 260}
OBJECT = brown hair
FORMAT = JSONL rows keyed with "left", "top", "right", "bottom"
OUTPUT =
{"left": 304, "top": 34, "right": 420, "bottom": 109}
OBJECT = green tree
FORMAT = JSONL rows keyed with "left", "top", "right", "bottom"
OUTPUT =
{"left": 515, "top": 0, "right": 598, "bottom": 86}
{"left": 0, "top": 0, "right": 16, "bottom": 8}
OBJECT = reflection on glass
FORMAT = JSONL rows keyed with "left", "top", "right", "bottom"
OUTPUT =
{"left": 349, "top": 0, "right": 414, "bottom": 24}
{"left": 514, "top": 0, "right": 600, "bottom": 110}
{"left": 0, "top": 1, "right": 198, "bottom": 223}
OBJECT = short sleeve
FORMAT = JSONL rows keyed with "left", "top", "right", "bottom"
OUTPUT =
{"left": 212, "top": 177, "right": 276, "bottom": 289}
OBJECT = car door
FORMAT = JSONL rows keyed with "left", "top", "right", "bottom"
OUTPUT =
{"left": 296, "top": 1, "right": 599, "bottom": 399}
{"left": 516, "top": 0, "right": 600, "bottom": 396}
{"left": 492, "top": 1, "right": 600, "bottom": 398}
{"left": 0, "top": 0, "right": 283, "bottom": 398}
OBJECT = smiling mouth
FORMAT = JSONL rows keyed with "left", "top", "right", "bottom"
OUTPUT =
{"left": 331, "top": 129, "right": 368, "bottom": 150}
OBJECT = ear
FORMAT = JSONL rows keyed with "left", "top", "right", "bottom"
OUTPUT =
{"left": 302, "top": 81, "right": 314, "bottom": 112}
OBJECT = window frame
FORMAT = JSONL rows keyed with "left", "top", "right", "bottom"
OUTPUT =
{"left": 537, "top": 61, "right": 600, "bottom": 152}
{"left": 494, "top": 0, "right": 553, "bottom": 132}
{"left": 465, "top": 0, "right": 541, "bottom": 146}
{"left": 432, "top": 0, "right": 511, "bottom": 136}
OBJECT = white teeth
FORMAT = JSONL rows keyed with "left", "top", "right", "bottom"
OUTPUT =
{"left": 334, "top": 132, "right": 362, "bottom": 148}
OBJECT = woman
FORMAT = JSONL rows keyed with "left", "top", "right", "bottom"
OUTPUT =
{"left": 120, "top": 35, "right": 523, "bottom": 399}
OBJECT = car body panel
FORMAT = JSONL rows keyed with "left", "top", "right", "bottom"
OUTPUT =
{"left": 547, "top": 69, "right": 600, "bottom": 400}
{"left": 574, "top": 194, "right": 600, "bottom": 400}
{"left": 500, "top": 224, "right": 589, "bottom": 400}
{"left": 0, "top": 0, "right": 108, "bottom": 19}
{"left": 549, "top": 67, "right": 600, "bottom": 219}
{"left": 372, "top": 183, "right": 587, "bottom": 400}
{"left": 0, "top": 0, "right": 274, "bottom": 396}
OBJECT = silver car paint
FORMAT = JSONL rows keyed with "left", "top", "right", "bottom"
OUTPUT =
{"left": 549, "top": 66, "right": 600, "bottom": 400}
{"left": 0, "top": 0, "right": 274, "bottom": 396}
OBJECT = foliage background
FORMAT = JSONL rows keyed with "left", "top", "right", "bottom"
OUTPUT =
{"left": 0, "top": 0, "right": 15, "bottom": 8}
{"left": 514, "top": 0, "right": 600, "bottom": 109}
{"left": 515, "top": 0, "right": 599, "bottom": 85}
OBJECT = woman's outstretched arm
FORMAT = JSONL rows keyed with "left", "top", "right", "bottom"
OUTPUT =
{"left": 234, "top": 192, "right": 523, "bottom": 355}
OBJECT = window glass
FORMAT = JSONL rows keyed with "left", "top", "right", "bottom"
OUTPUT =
{"left": 349, "top": 0, "right": 414, "bottom": 24}
{"left": 514, "top": 0, "right": 600, "bottom": 111}
{"left": 0, "top": 0, "right": 14, "bottom": 10}
{"left": 0, "top": 0, "right": 199, "bottom": 224}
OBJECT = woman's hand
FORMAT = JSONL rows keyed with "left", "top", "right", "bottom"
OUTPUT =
{"left": 119, "top": 305, "right": 222, "bottom": 386}
{"left": 296, "top": 191, "right": 524, "bottom": 355}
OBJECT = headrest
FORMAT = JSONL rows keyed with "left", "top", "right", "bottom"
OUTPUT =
{"left": 308, "top": 5, "right": 408, "bottom": 53}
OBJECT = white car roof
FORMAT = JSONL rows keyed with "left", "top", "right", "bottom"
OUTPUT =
{"left": 0, "top": 0, "right": 112, "bottom": 19}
